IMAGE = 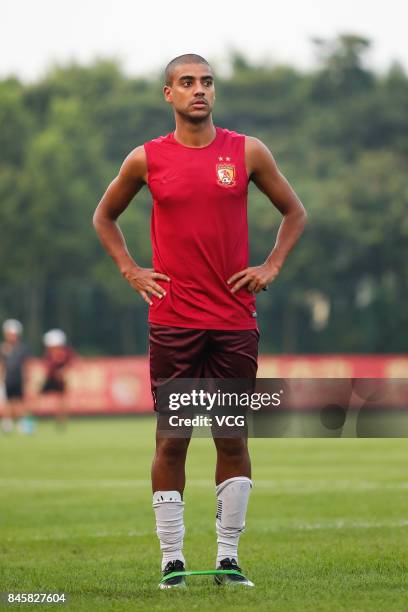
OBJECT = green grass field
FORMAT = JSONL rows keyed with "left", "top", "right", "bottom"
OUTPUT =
{"left": 1, "top": 418, "right": 408, "bottom": 611}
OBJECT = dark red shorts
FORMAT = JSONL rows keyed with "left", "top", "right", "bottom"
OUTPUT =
{"left": 149, "top": 324, "right": 259, "bottom": 410}
{"left": 41, "top": 378, "right": 65, "bottom": 394}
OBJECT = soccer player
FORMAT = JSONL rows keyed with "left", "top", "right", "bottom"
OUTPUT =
{"left": 40, "top": 329, "right": 75, "bottom": 428}
{"left": 93, "top": 53, "right": 307, "bottom": 588}
{"left": 0, "top": 319, "right": 29, "bottom": 433}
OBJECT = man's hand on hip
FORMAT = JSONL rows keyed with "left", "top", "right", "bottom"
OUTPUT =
{"left": 121, "top": 266, "right": 170, "bottom": 305}
{"left": 227, "top": 262, "right": 281, "bottom": 294}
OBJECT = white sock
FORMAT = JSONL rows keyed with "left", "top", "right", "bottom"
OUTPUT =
{"left": 215, "top": 476, "right": 252, "bottom": 566}
{"left": 153, "top": 490, "right": 185, "bottom": 571}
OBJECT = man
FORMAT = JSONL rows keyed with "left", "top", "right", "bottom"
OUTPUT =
{"left": 40, "top": 329, "right": 75, "bottom": 429}
{"left": 0, "top": 319, "right": 29, "bottom": 433}
{"left": 93, "top": 53, "right": 307, "bottom": 588}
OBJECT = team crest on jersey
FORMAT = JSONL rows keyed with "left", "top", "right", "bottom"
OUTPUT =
{"left": 216, "top": 157, "right": 236, "bottom": 187}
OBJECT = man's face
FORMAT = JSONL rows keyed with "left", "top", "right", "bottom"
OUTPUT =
{"left": 4, "top": 330, "right": 19, "bottom": 344}
{"left": 163, "top": 63, "right": 215, "bottom": 122}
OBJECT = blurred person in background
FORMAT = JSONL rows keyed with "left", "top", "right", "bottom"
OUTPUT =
{"left": 0, "top": 319, "right": 30, "bottom": 434}
{"left": 41, "top": 329, "right": 76, "bottom": 429}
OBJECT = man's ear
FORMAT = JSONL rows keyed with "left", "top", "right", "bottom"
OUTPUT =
{"left": 163, "top": 85, "right": 172, "bottom": 104}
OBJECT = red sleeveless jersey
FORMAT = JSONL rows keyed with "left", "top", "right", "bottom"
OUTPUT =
{"left": 144, "top": 126, "right": 257, "bottom": 330}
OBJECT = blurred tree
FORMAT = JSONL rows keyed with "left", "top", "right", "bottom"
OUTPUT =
{"left": 312, "top": 34, "right": 374, "bottom": 96}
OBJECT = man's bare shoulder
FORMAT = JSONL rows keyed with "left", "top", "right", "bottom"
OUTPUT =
{"left": 120, "top": 145, "right": 148, "bottom": 183}
{"left": 245, "top": 136, "right": 275, "bottom": 177}
{"left": 245, "top": 135, "right": 271, "bottom": 156}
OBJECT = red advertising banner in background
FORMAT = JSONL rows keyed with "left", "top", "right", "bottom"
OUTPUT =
{"left": 1, "top": 355, "right": 408, "bottom": 416}
{"left": 15, "top": 357, "right": 152, "bottom": 416}
{"left": 257, "top": 355, "right": 408, "bottom": 379}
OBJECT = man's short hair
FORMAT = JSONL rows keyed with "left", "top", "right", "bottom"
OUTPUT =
{"left": 164, "top": 54, "right": 211, "bottom": 86}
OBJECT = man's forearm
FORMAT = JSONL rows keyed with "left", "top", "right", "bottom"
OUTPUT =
{"left": 93, "top": 215, "right": 138, "bottom": 273}
{"left": 265, "top": 209, "right": 307, "bottom": 270}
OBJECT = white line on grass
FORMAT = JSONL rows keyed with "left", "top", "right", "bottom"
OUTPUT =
{"left": 1, "top": 478, "right": 408, "bottom": 493}
{"left": 4, "top": 518, "right": 408, "bottom": 543}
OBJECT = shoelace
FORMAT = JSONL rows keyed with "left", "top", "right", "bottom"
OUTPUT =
{"left": 163, "top": 560, "right": 184, "bottom": 574}
{"left": 220, "top": 559, "right": 241, "bottom": 572}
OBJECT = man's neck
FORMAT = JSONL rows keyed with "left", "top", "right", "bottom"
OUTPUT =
{"left": 173, "top": 118, "right": 216, "bottom": 148}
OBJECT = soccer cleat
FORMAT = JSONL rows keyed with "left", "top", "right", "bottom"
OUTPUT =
{"left": 158, "top": 560, "right": 187, "bottom": 590}
{"left": 214, "top": 558, "right": 254, "bottom": 587}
